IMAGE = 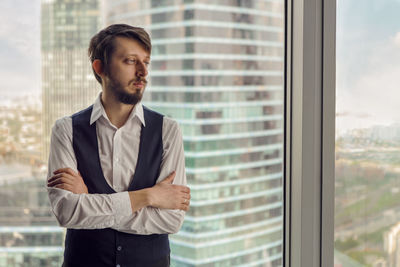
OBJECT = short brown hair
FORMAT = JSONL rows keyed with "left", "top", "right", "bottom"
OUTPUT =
{"left": 88, "top": 24, "right": 151, "bottom": 84}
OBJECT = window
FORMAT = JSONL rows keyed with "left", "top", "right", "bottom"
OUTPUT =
{"left": 0, "top": 0, "right": 344, "bottom": 266}
{"left": 334, "top": 1, "right": 400, "bottom": 265}
{"left": 0, "top": 0, "right": 288, "bottom": 266}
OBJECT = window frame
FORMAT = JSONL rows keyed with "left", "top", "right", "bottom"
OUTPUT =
{"left": 284, "top": 0, "right": 336, "bottom": 266}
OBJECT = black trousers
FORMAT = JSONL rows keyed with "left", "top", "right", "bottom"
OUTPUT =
{"left": 62, "top": 254, "right": 170, "bottom": 267}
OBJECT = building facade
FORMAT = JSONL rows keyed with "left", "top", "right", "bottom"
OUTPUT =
{"left": 0, "top": 165, "right": 62, "bottom": 267}
{"left": 0, "top": 0, "right": 106, "bottom": 265}
{"left": 41, "top": 0, "right": 102, "bottom": 162}
{"left": 105, "top": 0, "right": 285, "bottom": 266}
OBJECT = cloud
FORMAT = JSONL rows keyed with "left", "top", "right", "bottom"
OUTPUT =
{"left": 0, "top": 69, "right": 40, "bottom": 97}
{"left": 337, "top": 31, "right": 400, "bottom": 133}
{"left": 0, "top": 0, "right": 41, "bottom": 96}
{"left": 393, "top": 32, "right": 400, "bottom": 47}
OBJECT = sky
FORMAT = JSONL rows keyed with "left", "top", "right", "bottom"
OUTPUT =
{"left": 336, "top": 0, "right": 400, "bottom": 133}
{"left": 0, "top": 0, "right": 399, "bottom": 133}
{"left": 0, "top": 0, "right": 41, "bottom": 98}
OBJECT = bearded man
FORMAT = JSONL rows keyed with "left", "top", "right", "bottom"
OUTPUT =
{"left": 46, "top": 24, "right": 190, "bottom": 267}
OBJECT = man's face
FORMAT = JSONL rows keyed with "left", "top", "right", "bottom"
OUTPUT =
{"left": 105, "top": 36, "right": 150, "bottom": 105}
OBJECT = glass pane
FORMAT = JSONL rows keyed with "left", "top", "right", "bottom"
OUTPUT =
{"left": 335, "top": 1, "right": 400, "bottom": 266}
{"left": 0, "top": 0, "right": 286, "bottom": 266}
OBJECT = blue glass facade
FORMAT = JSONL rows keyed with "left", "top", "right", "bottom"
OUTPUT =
{"left": 106, "top": 1, "right": 285, "bottom": 266}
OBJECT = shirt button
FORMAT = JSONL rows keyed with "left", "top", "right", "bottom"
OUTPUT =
{"left": 117, "top": 246, "right": 122, "bottom": 251}
{"left": 116, "top": 157, "right": 120, "bottom": 162}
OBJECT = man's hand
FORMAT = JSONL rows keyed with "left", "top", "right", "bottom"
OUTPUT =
{"left": 47, "top": 168, "right": 88, "bottom": 194}
{"left": 148, "top": 171, "right": 191, "bottom": 211}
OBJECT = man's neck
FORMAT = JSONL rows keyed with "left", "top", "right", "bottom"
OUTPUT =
{"left": 101, "top": 91, "right": 134, "bottom": 129}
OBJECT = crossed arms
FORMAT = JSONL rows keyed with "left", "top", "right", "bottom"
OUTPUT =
{"left": 46, "top": 117, "right": 190, "bottom": 234}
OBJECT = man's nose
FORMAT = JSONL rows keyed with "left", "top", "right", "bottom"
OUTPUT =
{"left": 136, "top": 62, "right": 148, "bottom": 77}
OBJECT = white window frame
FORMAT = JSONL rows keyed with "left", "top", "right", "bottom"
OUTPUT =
{"left": 285, "top": 0, "right": 336, "bottom": 266}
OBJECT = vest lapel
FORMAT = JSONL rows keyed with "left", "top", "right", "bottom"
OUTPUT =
{"left": 72, "top": 105, "right": 163, "bottom": 194}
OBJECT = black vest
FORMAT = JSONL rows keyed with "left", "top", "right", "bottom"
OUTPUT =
{"left": 64, "top": 105, "right": 169, "bottom": 267}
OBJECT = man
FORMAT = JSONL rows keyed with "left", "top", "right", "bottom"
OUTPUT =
{"left": 46, "top": 24, "right": 190, "bottom": 267}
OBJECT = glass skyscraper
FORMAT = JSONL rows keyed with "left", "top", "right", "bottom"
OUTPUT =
{"left": 0, "top": 165, "right": 63, "bottom": 266}
{"left": 41, "top": 0, "right": 102, "bottom": 161}
{"left": 105, "top": 1, "right": 285, "bottom": 266}
{"left": 0, "top": 0, "right": 106, "bottom": 265}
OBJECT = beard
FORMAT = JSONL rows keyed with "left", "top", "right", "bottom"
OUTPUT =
{"left": 107, "top": 75, "right": 146, "bottom": 105}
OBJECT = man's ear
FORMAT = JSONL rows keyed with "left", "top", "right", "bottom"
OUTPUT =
{"left": 92, "top": 59, "right": 104, "bottom": 78}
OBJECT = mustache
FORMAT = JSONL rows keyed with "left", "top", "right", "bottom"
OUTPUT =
{"left": 130, "top": 78, "right": 147, "bottom": 84}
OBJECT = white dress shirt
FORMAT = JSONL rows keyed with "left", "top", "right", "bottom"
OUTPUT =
{"left": 47, "top": 94, "right": 186, "bottom": 234}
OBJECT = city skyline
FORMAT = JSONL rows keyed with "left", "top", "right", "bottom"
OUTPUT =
{"left": 2, "top": 0, "right": 286, "bottom": 266}
{"left": 2, "top": 0, "right": 400, "bottom": 134}
{"left": 1, "top": 0, "right": 400, "bottom": 266}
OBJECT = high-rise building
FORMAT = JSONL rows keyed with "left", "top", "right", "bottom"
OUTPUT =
{"left": 41, "top": 0, "right": 102, "bottom": 162}
{"left": 385, "top": 222, "right": 400, "bottom": 267}
{"left": 105, "top": 1, "right": 285, "bottom": 266}
{"left": 0, "top": 164, "right": 62, "bottom": 266}
{"left": 6, "top": 0, "right": 106, "bottom": 265}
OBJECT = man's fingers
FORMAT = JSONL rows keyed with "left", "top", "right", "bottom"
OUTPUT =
{"left": 47, "top": 176, "right": 75, "bottom": 187}
{"left": 167, "top": 171, "right": 176, "bottom": 179}
{"left": 48, "top": 179, "right": 64, "bottom": 187}
{"left": 48, "top": 178, "right": 70, "bottom": 187}
{"left": 53, "top": 168, "right": 78, "bottom": 177}
{"left": 175, "top": 185, "right": 190, "bottom": 194}
{"left": 54, "top": 184, "right": 63, "bottom": 189}
{"left": 182, "top": 186, "right": 190, "bottom": 194}
{"left": 181, "top": 192, "right": 190, "bottom": 200}
{"left": 181, "top": 198, "right": 190, "bottom": 205}
{"left": 48, "top": 173, "right": 75, "bottom": 183}
{"left": 180, "top": 203, "right": 190, "bottom": 211}
{"left": 161, "top": 171, "right": 175, "bottom": 183}
{"left": 179, "top": 194, "right": 190, "bottom": 211}
{"left": 47, "top": 173, "right": 63, "bottom": 183}
{"left": 54, "top": 183, "right": 73, "bottom": 192}
{"left": 48, "top": 173, "right": 75, "bottom": 185}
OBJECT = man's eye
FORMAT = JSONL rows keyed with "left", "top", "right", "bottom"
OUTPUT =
{"left": 127, "top": 59, "right": 136, "bottom": 64}
{"left": 144, "top": 62, "right": 150, "bottom": 66}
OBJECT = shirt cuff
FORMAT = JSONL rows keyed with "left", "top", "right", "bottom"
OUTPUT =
{"left": 111, "top": 192, "right": 133, "bottom": 226}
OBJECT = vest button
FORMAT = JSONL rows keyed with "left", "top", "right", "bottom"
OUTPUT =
{"left": 117, "top": 246, "right": 122, "bottom": 251}
{"left": 116, "top": 265, "right": 121, "bottom": 267}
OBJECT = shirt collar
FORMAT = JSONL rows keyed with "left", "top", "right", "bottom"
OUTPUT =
{"left": 90, "top": 93, "right": 146, "bottom": 127}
